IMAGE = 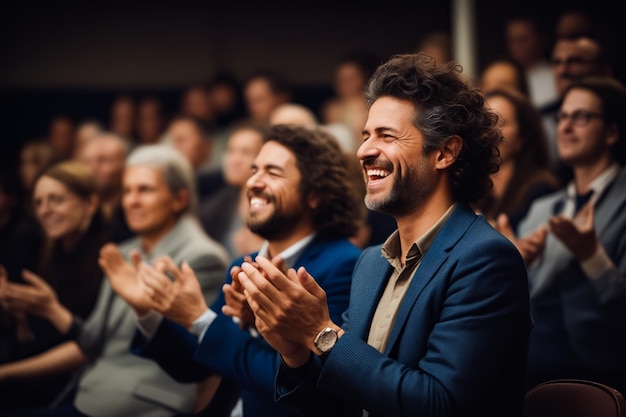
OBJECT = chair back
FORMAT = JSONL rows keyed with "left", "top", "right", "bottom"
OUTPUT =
{"left": 524, "top": 379, "right": 626, "bottom": 417}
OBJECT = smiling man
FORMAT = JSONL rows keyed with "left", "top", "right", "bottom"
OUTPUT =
{"left": 235, "top": 53, "right": 531, "bottom": 417}
{"left": 107, "top": 124, "right": 365, "bottom": 417}
{"left": 540, "top": 35, "right": 613, "bottom": 181}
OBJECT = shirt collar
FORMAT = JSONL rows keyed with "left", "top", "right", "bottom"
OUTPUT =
{"left": 257, "top": 233, "right": 317, "bottom": 269}
{"left": 566, "top": 163, "right": 620, "bottom": 205}
{"left": 381, "top": 203, "right": 457, "bottom": 268}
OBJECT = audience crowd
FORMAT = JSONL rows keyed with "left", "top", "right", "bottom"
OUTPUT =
{"left": 1, "top": 6, "right": 625, "bottom": 417}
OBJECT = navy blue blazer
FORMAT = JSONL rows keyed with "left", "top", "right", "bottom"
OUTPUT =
{"left": 133, "top": 235, "right": 362, "bottom": 417}
{"left": 275, "top": 203, "right": 531, "bottom": 417}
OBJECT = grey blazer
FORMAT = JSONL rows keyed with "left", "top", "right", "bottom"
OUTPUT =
{"left": 73, "top": 215, "right": 230, "bottom": 417}
{"left": 518, "top": 166, "right": 626, "bottom": 376}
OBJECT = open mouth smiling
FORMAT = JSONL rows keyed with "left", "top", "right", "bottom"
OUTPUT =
{"left": 367, "top": 169, "right": 391, "bottom": 181}
{"left": 250, "top": 196, "right": 270, "bottom": 208}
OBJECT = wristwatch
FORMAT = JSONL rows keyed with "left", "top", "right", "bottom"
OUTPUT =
{"left": 314, "top": 327, "right": 338, "bottom": 355}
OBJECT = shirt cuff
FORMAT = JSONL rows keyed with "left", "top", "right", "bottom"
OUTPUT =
{"left": 581, "top": 244, "right": 613, "bottom": 280}
{"left": 136, "top": 310, "right": 164, "bottom": 339}
{"left": 279, "top": 353, "right": 313, "bottom": 386}
{"left": 190, "top": 309, "right": 218, "bottom": 342}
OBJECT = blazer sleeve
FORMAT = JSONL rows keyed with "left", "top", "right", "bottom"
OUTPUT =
{"left": 77, "top": 279, "right": 114, "bottom": 359}
{"left": 318, "top": 249, "right": 357, "bottom": 324}
{"left": 130, "top": 256, "right": 234, "bottom": 382}
{"left": 192, "top": 244, "right": 358, "bottom": 398}
{"left": 131, "top": 318, "right": 211, "bottom": 383}
{"left": 192, "top": 313, "right": 280, "bottom": 398}
{"left": 277, "top": 235, "right": 530, "bottom": 416}
{"left": 186, "top": 250, "right": 230, "bottom": 307}
{"left": 130, "top": 255, "right": 269, "bottom": 386}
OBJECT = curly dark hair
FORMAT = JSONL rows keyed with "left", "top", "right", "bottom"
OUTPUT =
{"left": 265, "top": 124, "right": 363, "bottom": 238}
{"left": 363, "top": 52, "right": 503, "bottom": 203}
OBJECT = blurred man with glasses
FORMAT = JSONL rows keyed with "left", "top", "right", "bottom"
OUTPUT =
{"left": 498, "top": 75, "right": 626, "bottom": 394}
{"left": 541, "top": 36, "right": 613, "bottom": 182}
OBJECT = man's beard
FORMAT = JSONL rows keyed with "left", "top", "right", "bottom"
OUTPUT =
{"left": 365, "top": 159, "right": 433, "bottom": 217}
{"left": 247, "top": 200, "right": 305, "bottom": 241}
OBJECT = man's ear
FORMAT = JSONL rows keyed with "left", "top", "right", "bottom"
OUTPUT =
{"left": 435, "top": 135, "right": 463, "bottom": 170}
{"left": 606, "top": 122, "right": 619, "bottom": 147}
{"left": 307, "top": 194, "right": 320, "bottom": 210}
{"left": 87, "top": 193, "right": 100, "bottom": 217}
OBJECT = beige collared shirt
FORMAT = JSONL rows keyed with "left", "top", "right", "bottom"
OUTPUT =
{"left": 367, "top": 203, "right": 457, "bottom": 353}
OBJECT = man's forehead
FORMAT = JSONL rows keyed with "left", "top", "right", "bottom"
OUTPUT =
{"left": 563, "top": 88, "right": 599, "bottom": 106}
{"left": 554, "top": 39, "right": 598, "bottom": 56}
{"left": 256, "top": 141, "right": 297, "bottom": 167}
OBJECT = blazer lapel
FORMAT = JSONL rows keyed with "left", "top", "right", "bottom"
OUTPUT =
{"left": 594, "top": 168, "right": 626, "bottom": 235}
{"left": 349, "top": 246, "right": 392, "bottom": 339}
{"left": 383, "top": 203, "right": 477, "bottom": 356}
{"left": 293, "top": 236, "right": 324, "bottom": 272}
{"left": 147, "top": 216, "right": 189, "bottom": 261}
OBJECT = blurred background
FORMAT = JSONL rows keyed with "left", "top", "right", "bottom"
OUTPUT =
{"left": 1, "top": 0, "right": 624, "bottom": 170}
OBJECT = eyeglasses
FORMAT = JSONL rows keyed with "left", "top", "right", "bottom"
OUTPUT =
{"left": 555, "top": 110, "right": 604, "bottom": 126}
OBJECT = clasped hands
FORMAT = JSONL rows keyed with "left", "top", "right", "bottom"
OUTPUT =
{"left": 495, "top": 202, "right": 599, "bottom": 264}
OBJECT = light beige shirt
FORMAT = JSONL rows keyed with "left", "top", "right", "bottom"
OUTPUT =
{"left": 367, "top": 203, "right": 456, "bottom": 353}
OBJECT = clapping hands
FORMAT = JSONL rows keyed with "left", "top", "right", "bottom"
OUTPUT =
{"left": 100, "top": 243, "right": 208, "bottom": 327}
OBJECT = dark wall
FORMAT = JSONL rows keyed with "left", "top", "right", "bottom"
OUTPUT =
{"left": 1, "top": 1, "right": 452, "bottom": 168}
{"left": 1, "top": 0, "right": 624, "bottom": 170}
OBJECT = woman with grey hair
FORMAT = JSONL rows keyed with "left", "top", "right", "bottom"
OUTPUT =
{"left": 0, "top": 143, "right": 230, "bottom": 417}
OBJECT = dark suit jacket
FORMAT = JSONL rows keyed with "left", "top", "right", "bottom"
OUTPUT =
{"left": 275, "top": 203, "right": 531, "bottom": 417}
{"left": 518, "top": 166, "right": 626, "bottom": 392}
{"left": 134, "top": 235, "right": 362, "bottom": 417}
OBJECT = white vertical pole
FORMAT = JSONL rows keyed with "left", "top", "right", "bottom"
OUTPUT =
{"left": 452, "top": 0, "right": 477, "bottom": 84}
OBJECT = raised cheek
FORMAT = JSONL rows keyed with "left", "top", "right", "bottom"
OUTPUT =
{"left": 35, "top": 201, "right": 52, "bottom": 219}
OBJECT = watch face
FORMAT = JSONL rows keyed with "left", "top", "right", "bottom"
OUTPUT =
{"left": 316, "top": 328, "right": 338, "bottom": 353}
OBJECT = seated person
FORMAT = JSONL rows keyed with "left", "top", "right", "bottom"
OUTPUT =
{"left": 498, "top": 76, "right": 626, "bottom": 394}
{"left": 1, "top": 161, "right": 108, "bottom": 410}
{"left": 110, "top": 125, "right": 364, "bottom": 417}
{"left": 0, "top": 144, "right": 230, "bottom": 417}
{"left": 475, "top": 87, "right": 561, "bottom": 233}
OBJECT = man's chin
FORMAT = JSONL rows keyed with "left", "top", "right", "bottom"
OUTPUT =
{"left": 365, "top": 195, "right": 390, "bottom": 212}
